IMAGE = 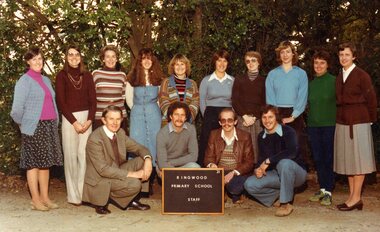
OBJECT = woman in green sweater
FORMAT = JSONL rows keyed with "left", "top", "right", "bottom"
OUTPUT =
{"left": 307, "top": 50, "right": 336, "bottom": 206}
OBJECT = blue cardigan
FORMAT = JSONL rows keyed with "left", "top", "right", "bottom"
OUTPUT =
{"left": 11, "top": 73, "right": 59, "bottom": 135}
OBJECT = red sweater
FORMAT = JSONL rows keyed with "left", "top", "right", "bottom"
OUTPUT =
{"left": 336, "top": 66, "right": 377, "bottom": 126}
{"left": 55, "top": 67, "right": 97, "bottom": 124}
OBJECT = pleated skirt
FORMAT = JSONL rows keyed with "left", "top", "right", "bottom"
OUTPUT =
{"left": 333, "top": 123, "right": 376, "bottom": 175}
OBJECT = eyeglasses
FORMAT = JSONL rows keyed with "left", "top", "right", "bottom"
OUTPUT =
{"left": 220, "top": 118, "right": 234, "bottom": 124}
{"left": 68, "top": 53, "right": 81, "bottom": 57}
{"left": 245, "top": 58, "right": 258, "bottom": 64}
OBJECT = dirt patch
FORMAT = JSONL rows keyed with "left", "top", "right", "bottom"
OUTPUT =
{"left": 0, "top": 173, "right": 379, "bottom": 232}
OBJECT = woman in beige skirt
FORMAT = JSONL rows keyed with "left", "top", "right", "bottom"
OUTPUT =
{"left": 334, "top": 42, "right": 377, "bottom": 211}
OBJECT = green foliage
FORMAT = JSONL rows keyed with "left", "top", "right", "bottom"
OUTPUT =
{"left": 1, "top": 0, "right": 379, "bottom": 174}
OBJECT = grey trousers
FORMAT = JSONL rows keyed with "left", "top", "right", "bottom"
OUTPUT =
{"left": 244, "top": 159, "right": 307, "bottom": 207}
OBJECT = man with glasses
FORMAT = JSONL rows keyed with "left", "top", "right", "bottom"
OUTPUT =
{"left": 204, "top": 108, "right": 254, "bottom": 203}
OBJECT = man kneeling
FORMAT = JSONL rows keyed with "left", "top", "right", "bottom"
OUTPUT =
{"left": 156, "top": 102, "right": 200, "bottom": 177}
{"left": 244, "top": 105, "right": 307, "bottom": 216}
{"left": 205, "top": 108, "right": 254, "bottom": 203}
{"left": 82, "top": 105, "right": 152, "bottom": 214}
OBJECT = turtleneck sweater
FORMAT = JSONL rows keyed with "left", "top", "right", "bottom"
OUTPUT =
{"left": 27, "top": 69, "right": 57, "bottom": 120}
{"left": 55, "top": 66, "right": 97, "bottom": 124}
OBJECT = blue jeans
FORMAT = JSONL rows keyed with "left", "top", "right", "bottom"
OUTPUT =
{"left": 307, "top": 126, "right": 335, "bottom": 192}
{"left": 244, "top": 159, "right": 307, "bottom": 207}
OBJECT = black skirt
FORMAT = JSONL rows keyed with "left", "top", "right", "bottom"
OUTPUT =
{"left": 20, "top": 120, "right": 63, "bottom": 169}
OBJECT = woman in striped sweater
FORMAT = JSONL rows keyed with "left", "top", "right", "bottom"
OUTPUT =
{"left": 159, "top": 54, "right": 199, "bottom": 126}
{"left": 92, "top": 45, "right": 127, "bottom": 131}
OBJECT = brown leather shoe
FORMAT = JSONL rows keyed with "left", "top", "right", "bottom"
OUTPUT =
{"left": 126, "top": 201, "right": 150, "bottom": 210}
{"left": 275, "top": 203, "right": 294, "bottom": 217}
{"left": 95, "top": 205, "right": 111, "bottom": 214}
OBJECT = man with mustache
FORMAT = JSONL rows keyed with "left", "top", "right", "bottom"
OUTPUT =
{"left": 156, "top": 102, "right": 200, "bottom": 177}
{"left": 204, "top": 108, "right": 254, "bottom": 204}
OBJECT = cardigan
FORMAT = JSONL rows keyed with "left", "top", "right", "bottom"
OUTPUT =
{"left": 11, "top": 73, "right": 59, "bottom": 135}
{"left": 336, "top": 66, "right": 377, "bottom": 133}
{"left": 55, "top": 67, "right": 97, "bottom": 124}
{"left": 231, "top": 72, "right": 266, "bottom": 117}
{"left": 159, "top": 75, "right": 199, "bottom": 123}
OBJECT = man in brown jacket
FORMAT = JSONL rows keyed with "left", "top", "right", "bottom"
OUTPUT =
{"left": 204, "top": 108, "right": 254, "bottom": 203}
{"left": 82, "top": 105, "right": 152, "bottom": 214}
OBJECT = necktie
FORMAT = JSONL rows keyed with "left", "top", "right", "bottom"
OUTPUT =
{"left": 111, "top": 134, "right": 121, "bottom": 166}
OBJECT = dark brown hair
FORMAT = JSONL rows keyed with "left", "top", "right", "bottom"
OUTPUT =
{"left": 167, "top": 102, "right": 191, "bottom": 123}
{"left": 275, "top": 41, "right": 298, "bottom": 65}
{"left": 218, "top": 107, "right": 237, "bottom": 121}
{"left": 24, "top": 47, "right": 42, "bottom": 64}
{"left": 312, "top": 49, "right": 331, "bottom": 67}
{"left": 127, "top": 48, "right": 164, "bottom": 87}
{"left": 261, "top": 105, "right": 281, "bottom": 123}
{"left": 211, "top": 49, "right": 230, "bottom": 69}
{"left": 63, "top": 44, "right": 86, "bottom": 74}
{"left": 338, "top": 42, "right": 357, "bottom": 57}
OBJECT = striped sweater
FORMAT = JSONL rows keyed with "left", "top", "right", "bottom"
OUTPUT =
{"left": 92, "top": 69, "right": 126, "bottom": 119}
{"left": 159, "top": 75, "right": 199, "bottom": 124}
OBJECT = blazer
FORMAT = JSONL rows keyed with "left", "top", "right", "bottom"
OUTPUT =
{"left": 10, "top": 73, "right": 59, "bottom": 135}
{"left": 204, "top": 128, "right": 254, "bottom": 175}
{"left": 82, "top": 127, "right": 151, "bottom": 206}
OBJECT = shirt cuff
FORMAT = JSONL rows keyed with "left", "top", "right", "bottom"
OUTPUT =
{"left": 233, "top": 170, "right": 240, "bottom": 176}
{"left": 143, "top": 155, "right": 151, "bottom": 160}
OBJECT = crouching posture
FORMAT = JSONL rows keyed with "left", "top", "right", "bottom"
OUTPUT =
{"left": 244, "top": 105, "right": 307, "bottom": 216}
{"left": 205, "top": 108, "right": 254, "bottom": 203}
{"left": 82, "top": 105, "right": 152, "bottom": 214}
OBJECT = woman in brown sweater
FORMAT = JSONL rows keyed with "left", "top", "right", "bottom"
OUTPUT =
{"left": 231, "top": 51, "right": 266, "bottom": 163}
{"left": 334, "top": 42, "right": 377, "bottom": 211}
{"left": 55, "top": 45, "right": 96, "bottom": 205}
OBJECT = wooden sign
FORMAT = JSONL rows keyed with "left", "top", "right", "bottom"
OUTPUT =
{"left": 161, "top": 168, "right": 224, "bottom": 215}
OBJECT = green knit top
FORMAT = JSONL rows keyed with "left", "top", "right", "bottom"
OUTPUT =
{"left": 307, "top": 72, "right": 336, "bottom": 127}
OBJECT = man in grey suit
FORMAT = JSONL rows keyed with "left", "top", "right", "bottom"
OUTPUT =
{"left": 82, "top": 105, "right": 152, "bottom": 214}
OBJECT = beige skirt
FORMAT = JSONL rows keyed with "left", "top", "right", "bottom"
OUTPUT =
{"left": 334, "top": 123, "right": 376, "bottom": 175}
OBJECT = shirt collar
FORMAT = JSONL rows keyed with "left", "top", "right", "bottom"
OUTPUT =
{"left": 168, "top": 122, "right": 188, "bottom": 133}
{"left": 208, "top": 72, "right": 233, "bottom": 83}
{"left": 342, "top": 63, "right": 356, "bottom": 75}
{"left": 262, "top": 124, "right": 283, "bottom": 139}
{"left": 103, "top": 125, "right": 116, "bottom": 139}
{"left": 221, "top": 127, "right": 238, "bottom": 145}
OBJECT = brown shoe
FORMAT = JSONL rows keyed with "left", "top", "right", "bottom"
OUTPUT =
{"left": 275, "top": 203, "right": 294, "bottom": 217}
{"left": 272, "top": 200, "right": 281, "bottom": 208}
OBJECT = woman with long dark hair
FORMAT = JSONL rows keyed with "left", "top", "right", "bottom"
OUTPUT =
{"left": 55, "top": 45, "right": 96, "bottom": 205}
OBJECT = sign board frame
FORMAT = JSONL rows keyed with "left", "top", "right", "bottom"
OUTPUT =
{"left": 161, "top": 168, "right": 224, "bottom": 215}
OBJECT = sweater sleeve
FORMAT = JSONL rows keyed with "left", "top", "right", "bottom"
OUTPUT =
{"left": 10, "top": 77, "right": 29, "bottom": 125}
{"left": 231, "top": 77, "right": 244, "bottom": 116}
{"left": 55, "top": 71, "right": 77, "bottom": 124}
{"left": 188, "top": 79, "right": 200, "bottom": 122}
{"left": 125, "top": 81, "right": 134, "bottom": 109}
{"left": 268, "top": 127, "right": 298, "bottom": 165}
{"left": 86, "top": 72, "right": 97, "bottom": 121}
{"left": 265, "top": 71, "right": 276, "bottom": 106}
{"left": 362, "top": 73, "right": 378, "bottom": 122}
{"left": 158, "top": 78, "right": 170, "bottom": 118}
{"left": 199, "top": 76, "right": 208, "bottom": 116}
{"left": 156, "top": 129, "right": 175, "bottom": 169}
{"left": 292, "top": 69, "right": 308, "bottom": 118}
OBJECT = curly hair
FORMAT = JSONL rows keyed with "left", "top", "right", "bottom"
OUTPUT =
{"left": 127, "top": 48, "right": 164, "bottom": 87}
{"left": 167, "top": 101, "right": 191, "bottom": 123}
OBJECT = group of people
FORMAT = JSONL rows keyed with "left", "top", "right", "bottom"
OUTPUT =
{"left": 10, "top": 40, "right": 377, "bottom": 217}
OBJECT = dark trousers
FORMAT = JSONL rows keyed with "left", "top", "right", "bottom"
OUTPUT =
{"left": 307, "top": 126, "right": 335, "bottom": 192}
{"left": 198, "top": 106, "right": 224, "bottom": 166}
{"left": 225, "top": 174, "right": 248, "bottom": 201}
